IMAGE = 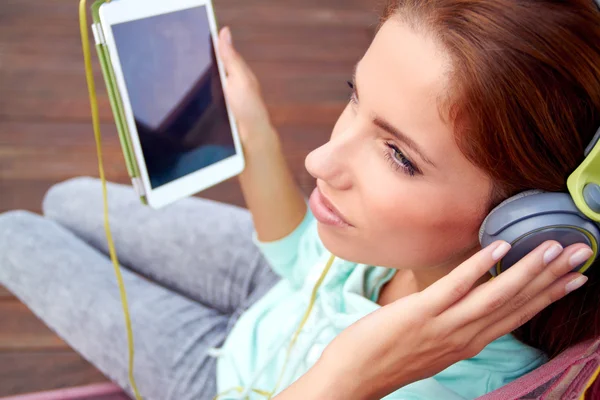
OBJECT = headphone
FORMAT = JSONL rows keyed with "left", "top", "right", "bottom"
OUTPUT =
{"left": 479, "top": 126, "right": 600, "bottom": 276}
{"left": 480, "top": 0, "right": 600, "bottom": 277}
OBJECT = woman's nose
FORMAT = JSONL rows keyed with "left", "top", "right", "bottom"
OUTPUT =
{"left": 305, "top": 130, "right": 354, "bottom": 191}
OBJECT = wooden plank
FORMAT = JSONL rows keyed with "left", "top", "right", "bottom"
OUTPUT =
{"left": 0, "top": 384, "right": 129, "bottom": 400}
{"left": 0, "top": 0, "right": 378, "bottom": 11}
{"left": 0, "top": 180, "right": 55, "bottom": 215}
{"left": 0, "top": 175, "right": 314, "bottom": 216}
{"left": 0, "top": 117, "right": 335, "bottom": 180}
{"left": 0, "top": 0, "right": 373, "bottom": 122}
{"left": 0, "top": 119, "right": 329, "bottom": 213}
{"left": 0, "top": 286, "right": 14, "bottom": 301}
{"left": 0, "top": 351, "right": 108, "bottom": 397}
{"left": 0, "top": 110, "right": 340, "bottom": 149}
{"left": 0, "top": 177, "right": 314, "bottom": 216}
{"left": 0, "top": 65, "right": 359, "bottom": 121}
{"left": 0, "top": 178, "right": 245, "bottom": 214}
{"left": 0, "top": 19, "right": 367, "bottom": 47}
{"left": 0, "top": 105, "right": 342, "bottom": 148}
{"left": 0, "top": 301, "right": 68, "bottom": 351}
{"left": 0, "top": 0, "right": 380, "bottom": 27}
{"left": 0, "top": 0, "right": 364, "bottom": 395}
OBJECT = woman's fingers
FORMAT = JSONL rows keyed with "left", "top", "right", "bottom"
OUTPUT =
{"left": 218, "top": 27, "right": 247, "bottom": 77}
{"left": 221, "top": 25, "right": 233, "bottom": 45}
{"left": 439, "top": 240, "right": 563, "bottom": 327}
{"left": 422, "top": 240, "right": 511, "bottom": 315}
{"left": 473, "top": 271, "right": 587, "bottom": 350}
{"left": 217, "top": 27, "right": 233, "bottom": 74}
{"left": 472, "top": 243, "right": 592, "bottom": 330}
{"left": 437, "top": 241, "right": 591, "bottom": 348}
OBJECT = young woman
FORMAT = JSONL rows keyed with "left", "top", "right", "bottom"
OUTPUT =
{"left": 0, "top": 0, "right": 598, "bottom": 399}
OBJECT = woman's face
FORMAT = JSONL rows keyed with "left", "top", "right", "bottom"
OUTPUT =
{"left": 305, "top": 19, "right": 493, "bottom": 270}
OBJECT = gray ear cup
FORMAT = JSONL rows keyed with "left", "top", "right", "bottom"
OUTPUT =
{"left": 479, "top": 191, "right": 599, "bottom": 276}
{"left": 478, "top": 190, "right": 544, "bottom": 242}
{"left": 584, "top": 183, "right": 600, "bottom": 213}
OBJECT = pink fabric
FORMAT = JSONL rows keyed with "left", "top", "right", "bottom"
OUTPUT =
{"left": 2, "top": 340, "right": 599, "bottom": 400}
{"left": 586, "top": 371, "right": 600, "bottom": 400}
{"left": 0, "top": 383, "right": 128, "bottom": 400}
{"left": 478, "top": 338, "right": 600, "bottom": 400}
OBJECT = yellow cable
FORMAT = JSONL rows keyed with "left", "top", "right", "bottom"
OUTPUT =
{"left": 579, "top": 365, "right": 600, "bottom": 400}
{"left": 79, "top": 1, "right": 142, "bottom": 399}
{"left": 266, "top": 253, "right": 336, "bottom": 399}
{"left": 79, "top": 1, "right": 334, "bottom": 398}
{"left": 212, "top": 253, "right": 336, "bottom": 400}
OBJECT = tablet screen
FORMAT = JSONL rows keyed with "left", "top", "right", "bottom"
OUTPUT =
{"left": 112, "top": 6, "right": 236, "bottom": 189}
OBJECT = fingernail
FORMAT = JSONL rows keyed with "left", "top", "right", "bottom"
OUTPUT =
{"left": 565, "top": 275, "right": 588, "bottom": 294}
{"left": 492, "top": 242, "right": 511, "bottom": 261}
{"left": 543, "top": 243, "right": 563, "bottom": 265}
{"left": 224, "top": 27, "right": 232, "bottom": 45}
{"left": 569, "top": 248, "right": 594, "bottom": 268}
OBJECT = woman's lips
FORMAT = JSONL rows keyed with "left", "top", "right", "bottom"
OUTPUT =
{"left": 309, "top": 186, "right": 353, "bottom": 228}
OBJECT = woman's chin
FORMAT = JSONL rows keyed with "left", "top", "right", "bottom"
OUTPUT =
{"left": 316, "top": 223, "right": 419, "bottom": 269}
{"left": 316, "top": 222, "right": 371, "bottom": 264}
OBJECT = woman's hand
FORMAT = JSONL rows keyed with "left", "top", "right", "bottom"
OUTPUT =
{"left": 217, "top": 27, "right": 273, "bottom": 147}
{"left": 217, "top": 26, "right": 308, "bottom": 242}
{"left": 279, "top": 240, "right": 592, "bottom": 400}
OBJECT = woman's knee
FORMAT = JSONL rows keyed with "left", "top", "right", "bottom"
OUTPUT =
{"left": 42, "top": 176, "right": 100, "bottom": 219}
{"left": 0, "top": 209, "right": 95, "bottom": 271}
{"left": 0, "top": 210, "right": 46, "bottom": 240}
{"left": 42, "top": 177, "right": 141, "bottom": 235}
{"left": 0, "top": 210, "right": 54, "bottom": 281}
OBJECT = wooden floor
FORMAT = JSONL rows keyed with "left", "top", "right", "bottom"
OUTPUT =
{"left": 0, "top": 0, "right": 380, "bottom": 395}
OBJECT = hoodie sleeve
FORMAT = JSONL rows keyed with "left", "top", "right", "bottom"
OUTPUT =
{"left": 382, "top": 378, "right": 468, "bottom": 400}
{"left": 252, "top": 207, "right": 326, "bottom": 289}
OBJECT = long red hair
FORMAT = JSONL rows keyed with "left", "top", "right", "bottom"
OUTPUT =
{"left": 382, "top": 0, "right": 600, "bottom": 358}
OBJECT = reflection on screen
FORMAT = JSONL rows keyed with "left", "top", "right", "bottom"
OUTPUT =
{"left": 112, "top": 6, "right": 236, "bottom": 189}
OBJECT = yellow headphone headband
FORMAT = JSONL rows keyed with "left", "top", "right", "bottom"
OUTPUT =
{"left": 567, "top": 127, "right": 600, "bottom": 222}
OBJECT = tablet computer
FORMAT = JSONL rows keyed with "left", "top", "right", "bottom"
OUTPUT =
{"left": 97, "top": 0, "right": 244, "bottom": 208}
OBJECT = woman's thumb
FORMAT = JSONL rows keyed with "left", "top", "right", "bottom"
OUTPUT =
{"left": 222, "top": 26, "right": 233, "bottom": 46}
{"left": 218, "top": 27, "right": 236, "bottom": 68}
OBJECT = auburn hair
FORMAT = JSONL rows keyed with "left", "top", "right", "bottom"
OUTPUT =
{"left": 382, "top": 0, "right": 600, "bottom": 358}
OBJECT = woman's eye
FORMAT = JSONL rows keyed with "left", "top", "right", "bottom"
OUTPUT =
{"left": 347, "top": 80, "right": 358, "bottom": 104}
{"left": 384, "top": 142, "right": 420, "bottom": 177}
{"left": 344, "top": 78, "right": 419, "bottom": 176}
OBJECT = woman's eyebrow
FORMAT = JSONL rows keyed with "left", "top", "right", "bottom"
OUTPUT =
{"left": 352, "top": 64, "right": 437, "bottom": 169}
{"left": 372, "top": 117, "right": 437, "bottom": 169}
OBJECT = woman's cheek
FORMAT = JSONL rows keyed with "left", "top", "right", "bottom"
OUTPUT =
{"left": 365, "top": 180, "right": 421, "bottom": 226}
{"left": 360, "top": 191, "right": 468, "bottom": 267}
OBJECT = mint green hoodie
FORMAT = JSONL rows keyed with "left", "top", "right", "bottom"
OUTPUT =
{"left": 214, "top": 208, "right": 546, "bottom": 399}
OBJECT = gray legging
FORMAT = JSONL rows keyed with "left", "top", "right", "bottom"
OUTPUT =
{"left": 0, "top": 177, "right": 280, "bottom": 400}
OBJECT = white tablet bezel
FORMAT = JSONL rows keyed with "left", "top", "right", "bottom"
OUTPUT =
{"left": 99, "top": 0, "right": 244, "bottom": 209}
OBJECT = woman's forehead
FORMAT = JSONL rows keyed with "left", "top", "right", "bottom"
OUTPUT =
{"left": 359, "top": 21, "right": 455, "bottom": 163}
{"left": 358, "top": 19, "right": 491, "bottom": 187}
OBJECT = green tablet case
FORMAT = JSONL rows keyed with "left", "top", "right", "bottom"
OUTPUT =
{"left": 91, "top": 0, "right": 148, "bottom": 204}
